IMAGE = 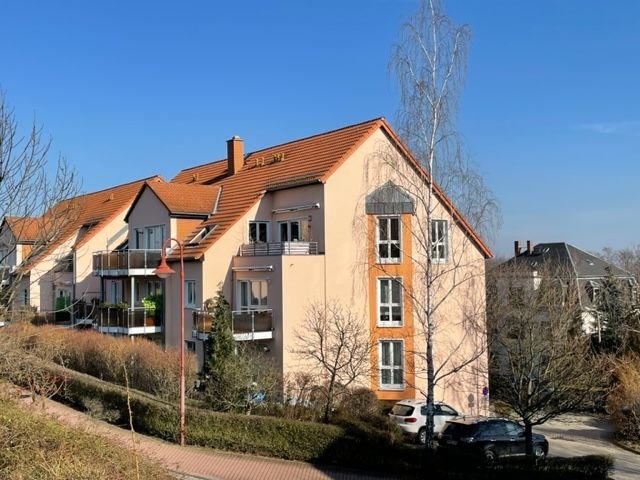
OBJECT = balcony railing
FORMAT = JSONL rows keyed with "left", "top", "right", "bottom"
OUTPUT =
{"left": 93, "top": 249, "right": 162, "bottom": 276}
{"left": 192, "top": 308, "right": 273, "bottom": 341}
{"left": 239, "top": 242, "right": 318, "bottom": 256}
{"left": 94, "top": 306, "right": 163, "bottom": 335}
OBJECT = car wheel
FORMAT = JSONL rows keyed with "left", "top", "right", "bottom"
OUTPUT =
{"left": 533, "top": 445, "right": 546, "bottom": 459}
{"left": 417, "top": 428, "right": 427, "bottom": 445}
{"left": 484, "top": 449, "right": 497, "bottom": 464}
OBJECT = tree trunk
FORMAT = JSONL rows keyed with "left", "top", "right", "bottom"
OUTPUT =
{"left": 524, "top": 421, "right": 533, "bottom": 457}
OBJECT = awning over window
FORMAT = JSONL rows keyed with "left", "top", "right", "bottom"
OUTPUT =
{"left": 365, "top": 181, "right": 414, "bottom": 215}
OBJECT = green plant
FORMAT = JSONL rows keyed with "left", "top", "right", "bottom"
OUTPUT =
{"left": 142, "top": 294, "right": 163, "bottom": 312}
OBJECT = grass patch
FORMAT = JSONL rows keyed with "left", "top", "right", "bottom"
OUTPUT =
{"left": 0, "top": 392, "right": 173, "bottom": 480}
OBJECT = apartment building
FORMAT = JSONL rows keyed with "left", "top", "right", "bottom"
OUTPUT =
{"left": 95, "top": 118, "right": 489, "bottom": 409}
{"left": 3, "top": 118, "right": 491, "bottom": 409}
{"left": 0, "top": 177, "right": 157, "bottom": 321}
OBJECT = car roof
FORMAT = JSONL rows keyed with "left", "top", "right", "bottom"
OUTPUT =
{"left": 446, "top": 416, "right": 512, "bottom": 425}
{"left": 395, "top": 399, "right": 452, "bottom": 407}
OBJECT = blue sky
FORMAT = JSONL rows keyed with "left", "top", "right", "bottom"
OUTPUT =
{"left": 2, "top": 0, "right": 639, "bottom": 257}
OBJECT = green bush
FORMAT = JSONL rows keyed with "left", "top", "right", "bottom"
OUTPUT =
{"left": 34, "top": 362, "right": 419, "bottom": 472}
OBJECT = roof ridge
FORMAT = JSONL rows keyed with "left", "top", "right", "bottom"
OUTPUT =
{"left": 246, "top": 117, "right": 385, "bottom": 157}
{"left": 74, "top": 175, "right": 162, "bottom": 199}
{"left": 174, "top": 158, "right": 227, "bottom": 175}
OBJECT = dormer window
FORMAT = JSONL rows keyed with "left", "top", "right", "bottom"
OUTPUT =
{"left": 249, "top": 221, "right": 269, "bottom": 243}
{"left": 189, "top": 225, "right": 216, "bottom": 245}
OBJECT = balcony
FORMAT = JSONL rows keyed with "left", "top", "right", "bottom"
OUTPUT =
{"left": 192, "top": 309, "right": 274, "bottom": 341}
{"left": 93, "top": 249, "right": 162, "bottom": 276}
{"left": 239, "top": 242, "right": 318, "bottom": 256}
{"left": 94, "top": 306, "right": 163, "bottom": 335}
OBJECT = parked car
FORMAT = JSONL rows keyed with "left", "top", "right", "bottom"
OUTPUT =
{"left": 389, "top": 399, "right": 459, "bottom": 444}
{"left": 437, "top": 417, "right": 549, "bottom": 463}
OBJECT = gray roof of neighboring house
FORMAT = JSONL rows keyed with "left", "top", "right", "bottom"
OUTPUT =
{"left": 500, "top": 242, "right": 637, "bottom": 309}
{"left": 502, "top": 242, "right": 634, "bottom": 279}
{"left": 503, "top": 242, "right": 633, "bottom": 279}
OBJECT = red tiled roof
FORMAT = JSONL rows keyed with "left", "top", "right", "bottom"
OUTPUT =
{"left": 171, "top": 159, "right": 227, "bottom": 185}
{"left": 172, "top": 118, "right": 384, "bottom": 259}
{"left": 169, "top": 117, "right": 492, "bottom": 260}
{"left": 2, "top": 216, "right": 40, "bottom": 243}
{"left": 144, "top": 181, "right": 220, "bottom": 217}
{"left": 20, "top": 176, "right": 160, "bottom": 269}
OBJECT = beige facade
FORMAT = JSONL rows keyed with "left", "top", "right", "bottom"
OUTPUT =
{"left": 152, "top": 123, "right": 490, "bottom": 413}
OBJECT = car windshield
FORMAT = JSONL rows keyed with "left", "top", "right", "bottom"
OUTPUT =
{"left": 391, "top": 404, "right": 414, "bottom": 416}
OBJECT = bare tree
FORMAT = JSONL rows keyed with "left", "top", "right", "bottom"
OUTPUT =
{"left": 0, "top": 92, "right": 79, "bottom": 315}
{"left": 487, "top": 262, "right": 612, "bottom": 456}
{"left": 292, "top": 301, "right": 372, "bottom": 423}
{"left": 374, "top": 0, "right": 501, "bottom": 452}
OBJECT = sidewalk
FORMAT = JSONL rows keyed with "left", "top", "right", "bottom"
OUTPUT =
{"left": 20, "top": 394, "right": 398, "bottom": 480}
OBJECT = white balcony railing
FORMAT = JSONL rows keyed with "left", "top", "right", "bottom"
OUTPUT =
{"left": 239, "top": 242, "right": 318, "bottom": 256}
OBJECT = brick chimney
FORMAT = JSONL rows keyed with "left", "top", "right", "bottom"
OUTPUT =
{"left": 227, "top": 135, "right": 244, "bottom": 176}
{"left": 526, "top": 240, "right": 533, "bottom": 254}
{"left": 514, "top": 240, "right": 521, "bottom": 257}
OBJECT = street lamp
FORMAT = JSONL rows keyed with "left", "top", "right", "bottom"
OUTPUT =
{"left": 154, "top": 237, "right": 185, "bottom": 447}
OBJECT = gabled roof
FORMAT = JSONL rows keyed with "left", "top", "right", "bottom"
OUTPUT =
{"left": 125, "top": 179, "right": 221, "bottom": 221}
{"left": 170, "top": 117, "right": 492, "bottom": 260}
{"left": 19, "top": 176, "right": 159, "bottom": 269}
{"left": 1, "top": 216, "right": 40, "bottom": 243}
{"left": 503, "top": 242, "right": 634, "bottom": 280}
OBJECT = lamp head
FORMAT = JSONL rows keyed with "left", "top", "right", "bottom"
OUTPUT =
{"left": 154, "top": 256, "right": 175, "bottom": 279}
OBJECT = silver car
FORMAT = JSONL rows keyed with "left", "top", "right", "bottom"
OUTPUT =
{"left": 389, "top": 399, "right": 459, "bottom": 444}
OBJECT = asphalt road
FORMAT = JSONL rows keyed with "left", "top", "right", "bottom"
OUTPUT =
{"left": 534, "top": 414, "right": 639, "bottom": 480}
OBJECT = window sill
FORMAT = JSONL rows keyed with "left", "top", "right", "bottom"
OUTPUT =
{"left": 377, "top": 259, "right": 402, "bottom": 265}
{"left": 378, "top": 385, "right": 405, "bottom": 391}
{"left": 376, "top": 323, "right": 403, "bottom": 328}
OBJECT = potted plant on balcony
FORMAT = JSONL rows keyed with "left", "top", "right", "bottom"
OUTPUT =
{"left": 142, "top": 294, "right": 162, "bottom": 327}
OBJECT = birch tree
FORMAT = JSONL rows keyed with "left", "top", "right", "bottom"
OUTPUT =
{"left": 377, "top": 0, "right": 501, "bottom": 453}
{"left": 0, "top": 92, "right": 79, "bottom": 315}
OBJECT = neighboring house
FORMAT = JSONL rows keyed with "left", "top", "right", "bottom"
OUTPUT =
{"left": 0, "top": 176, "right": 158, "bottom": 320}
{"left": 496, "top": 240, "right": 638, "bottom": 335}
{"left": 97, "top": 117, "right": 492, "bottom": 409}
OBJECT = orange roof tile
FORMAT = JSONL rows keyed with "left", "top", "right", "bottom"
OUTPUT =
{"left": 20, "top": 176, "right": 160, "bottom": 269}
{"left": 172, "top": 118, "right": 383, "bottom": 259}
{"left": 2, "top": 216, "right": 41, "bottom": 243}
{"left": 171, "top": 159, "right": 227, "bottom": 185}
{"left": 144, "top": 181, "right": 220, "bottom": 217}
{"left": 169, "top": 117, "right": 492, "bottom": 261}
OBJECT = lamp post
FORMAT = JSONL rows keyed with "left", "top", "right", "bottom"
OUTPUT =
{"left": 153, "top": 237, "right": 185, "bottom": 447}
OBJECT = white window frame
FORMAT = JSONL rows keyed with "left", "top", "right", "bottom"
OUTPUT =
{"left": 379, "top": 339, "right": 404, "bottom": 390}
{"left": 430, "top": 219, "right": 448, "bottom": 263}
{"left": 277, "top": 218, "right": 309, "bottom": 242}
{"left": 145, "top": 225, "right": 165, "bottom": 250}
{"left": 377, "top": 277, "right": 403, "bottom": 326}
{"left": 237, "top": 279, "right": 268, "bottom": 310}
{"left": 184, "top": 280, "right": 196, "bottom": 308}
{"left": 376, "top": 216, "right": 401, "bottom": 263}
{"left": 248, "top": 221, "right": 270, "bottom": 243}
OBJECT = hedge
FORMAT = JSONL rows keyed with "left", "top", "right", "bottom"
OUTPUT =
{"left": 16, "top": 361, "right": 614, "bottom": 479}
{"left": 41, "top": 362, "right": 420, "bottom": 472}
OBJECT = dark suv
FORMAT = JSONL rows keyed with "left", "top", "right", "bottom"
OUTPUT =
{"left": 437, "top": 417, "right": 548, "bottom": 463}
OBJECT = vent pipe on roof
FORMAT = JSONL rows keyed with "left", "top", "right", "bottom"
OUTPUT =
{"left": 227, "top": 135, "right": 244, "bottom": 176}
{"left": 514, "top": 240, "right": 521, "bottom": 257}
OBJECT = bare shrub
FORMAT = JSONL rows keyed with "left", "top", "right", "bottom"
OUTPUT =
{"left": 0, "top": 323, "right": 197, "bottom": 401}
{"left": 608, "top": 355, "right": 640, "bottom": 441}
